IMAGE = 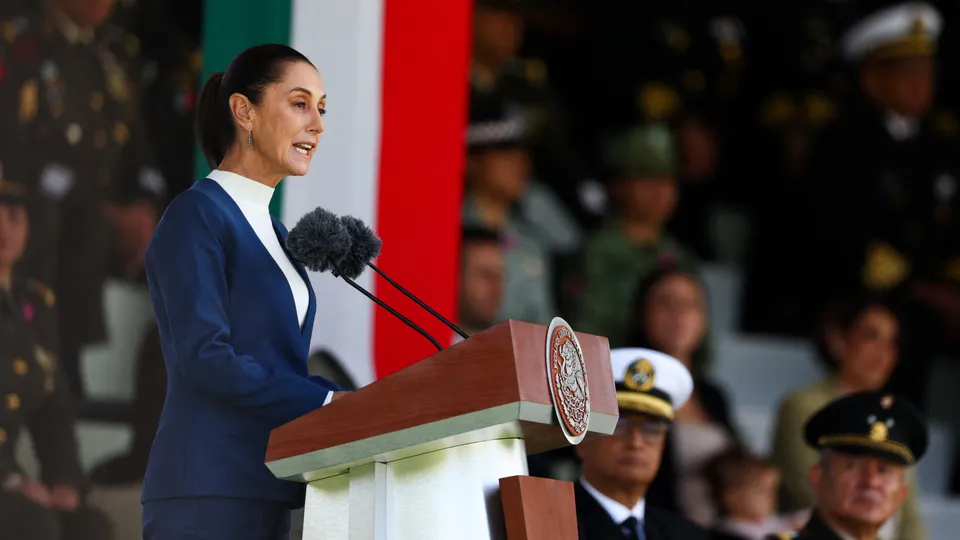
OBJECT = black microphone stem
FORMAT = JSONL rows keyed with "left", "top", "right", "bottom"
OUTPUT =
{"left": 334, "top": 269, "right": 444, "bottom": 352}
{"left": 367, "top": 262, "right": 469, "bottom": 340}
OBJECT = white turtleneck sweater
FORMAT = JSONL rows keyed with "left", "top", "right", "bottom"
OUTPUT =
{"left": 208, "top": 170, "right": 309, "bottom": 328}
{"left": 208, "top": 170, "right": 335, "bottom": 405}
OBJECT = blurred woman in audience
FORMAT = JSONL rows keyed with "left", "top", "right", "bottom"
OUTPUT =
{"left": 770, "top": 295, "right": 925, "bottom": 540}
{"left": 624, "top": 267, "right": 742, "bottom": 527}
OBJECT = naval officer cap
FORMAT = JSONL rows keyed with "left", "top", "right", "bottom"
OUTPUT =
{"left": 841, "top": 1, "right": 942, "bottom": 62}
{"left": 610, "top": 348, "right": 693, "bottom": 422}
{"left": 804, "top": 391, "right": 928, "bottom": 466}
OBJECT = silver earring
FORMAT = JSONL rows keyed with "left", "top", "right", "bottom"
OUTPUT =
{"left": 247, "top": 130, "right": 253, "bottom": 146}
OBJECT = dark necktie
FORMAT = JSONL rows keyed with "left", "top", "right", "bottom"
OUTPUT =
{"left": 620, "top": 516, "right": 646, "bottom": 540}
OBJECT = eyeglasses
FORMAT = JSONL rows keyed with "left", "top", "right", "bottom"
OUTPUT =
{"left": 613, "top": 417, "right": 669, "bottom": 443}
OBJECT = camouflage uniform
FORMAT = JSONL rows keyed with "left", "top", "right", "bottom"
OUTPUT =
{"left": 0, "top": 6, "right": 166, "bottom": 395}
{"left": 571, "top": 124, "right": 699, "bottom": 346}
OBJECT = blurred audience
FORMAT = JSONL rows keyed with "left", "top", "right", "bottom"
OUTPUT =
{"left": 456, "top": 227, "right": 504, "bottom": 339}
{"left": 704, "top": 448, "right": 802, "bottom": 540}
{"left": 771, "top": 295, "right": 924, "bottom": 539}
{"left": 573, "top": 124, "right": 699, "bottom": 347}
{"left": 471, "top": 0, "right": 591, "bottom": 226}
{"left": 0, "top": 0, "right": 166, "bottom": 400}
{"left": 624, "top": 268, "right": 739, "bottom": 526}
{"left": 462, "top": 90, "right": 559, "bottom": 325}
{"left": 0, "top": 178, "right": 113, "bottom": 540}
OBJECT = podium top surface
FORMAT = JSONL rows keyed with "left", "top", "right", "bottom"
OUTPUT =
{"left": 265, "top": 320, "right": 616, "bottom": 480}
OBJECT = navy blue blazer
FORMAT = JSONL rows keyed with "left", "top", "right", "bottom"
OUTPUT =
{"left": 141, "top": 179, "right": 341, "bottom": 507}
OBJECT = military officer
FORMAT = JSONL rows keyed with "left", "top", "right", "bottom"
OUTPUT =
{"left": 0, "top": 0, "right": 167, "bottom": 398}
{"left": 107, "top": 0, "right": 202, "bottom": 196}
{"left": 574, "top": 347, "right": 708, "bottom": 539}
{"left": 0, "top": 176, "right": 113, "bottom": 539}
{"left": 463, "top": 89, "right": 567, "bottom": 325}
{"left": 471, "top": 0, "right": 592, "bottom": 226}
{"left": 766, "top": 391, "right": 928, "bottom": 540}
{"left": 572, "top": 124, "right": 699, "bottom": 347}
{"left": 798, "top": 1, "right": 960, "bottom": 411}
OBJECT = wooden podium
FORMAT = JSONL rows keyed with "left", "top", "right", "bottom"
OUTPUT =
{"left": 265, "top": 320, "right": 616, "bottom": 540}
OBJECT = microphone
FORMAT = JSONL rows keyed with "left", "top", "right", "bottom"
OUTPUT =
{"left": 286, "top": 207, "right": 444, "bottom": 351}
{"left": 339, "top": 215, "right": 469, "bottom": 341}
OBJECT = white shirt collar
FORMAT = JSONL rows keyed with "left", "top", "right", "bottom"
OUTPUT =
{"left": 884, "top": 111, "right": 919, "bottom": 141}
{"left": 208, "top": 170, "right": 275, "bottom": 212}
{"left": 580, "top": 477, "right": 645, "bottom": 525}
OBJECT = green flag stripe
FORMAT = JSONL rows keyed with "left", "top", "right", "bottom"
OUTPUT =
{"left": 196, "top": 0, "right": 293, "bottom": 218}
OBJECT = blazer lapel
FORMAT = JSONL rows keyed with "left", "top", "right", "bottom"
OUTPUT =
{"left": 573, "top": 482, "right": 629, "bottom": 540}
{"left": 271, "top": 217, "right": 316, "bottom": 339}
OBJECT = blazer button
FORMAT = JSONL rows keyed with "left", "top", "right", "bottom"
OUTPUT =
{"left": 6, "top": 394, "right": 20, "bottom": 411}
{"left": 12, "top": 359, "right": 28, "bottom": 376}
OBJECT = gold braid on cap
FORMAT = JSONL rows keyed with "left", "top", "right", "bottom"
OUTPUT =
{"left": 817, "top": 434, "right": 915, "bottom": 464}
{"left": 616, "top": 391, "right": 674, "bottom": 420}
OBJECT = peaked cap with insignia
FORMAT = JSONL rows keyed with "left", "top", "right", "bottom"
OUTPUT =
{"left": 841, "top": 1, "right": 942, "bottom": 62}
{"left": 804, "top": 390, "right": 928, "bottom": 465}
{"left": 610, "top": 347, "right": 693, "bottom": 421}
{"left": 466, "top": 90, "right": 529, "bottom": 152}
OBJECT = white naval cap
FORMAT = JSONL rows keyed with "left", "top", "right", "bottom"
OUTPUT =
{"left": 610, "top": 348, "right": 693, "bottom": 421}
{"left": 841, "top": 2, "right": 942, "bottom": 62}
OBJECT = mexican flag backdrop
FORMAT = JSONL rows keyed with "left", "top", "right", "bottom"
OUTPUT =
{"left": 198, "top": 0, "right": 473, "bottom": 385}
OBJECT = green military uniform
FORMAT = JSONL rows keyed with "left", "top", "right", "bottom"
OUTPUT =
{"left": 0, "top": 180, "right": 113, "bottom": 540}
{"left": 770, "top": 378, "right": 926, "bottom": 540}
{"left": 0, "top": 6, "right": 166, "bottom": 396}
{"left": 770, "top": 389, "right": 929, "bottom": 540}
{"left": 572, "top": 124, "right": 699, "bottom": 346}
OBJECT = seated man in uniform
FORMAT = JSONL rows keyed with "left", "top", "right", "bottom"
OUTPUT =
{"left": 0, "top": 175, "right": 114, "bottom": 540}
{"left": 575, "top": 347, "right": 707, "bottom": 539}
{"left": 766, "top": 391, "right": 927, "bottom": 540}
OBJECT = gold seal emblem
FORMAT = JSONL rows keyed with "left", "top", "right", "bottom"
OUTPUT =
{"left": 546, "top": 317, "right": 591, "bottom": 444}
{"left": 623, "top": 358, "right": 655, "bottom": 392}
{"left": 869, "top": 421, "right": 889, "bottom": 442}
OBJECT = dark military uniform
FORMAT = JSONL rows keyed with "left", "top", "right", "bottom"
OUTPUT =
{"left": 801, "top": 107, "right": 960, "bottom": 411}
{"left": 108, "top": 0, "right": 203, "bottom": 197}
{"left": 0, "top": 7, "right": 167, "bottom": 396}
{"left": 573, "top": 348, "right": 709, "bottom": 540}
{"left": 0, "top": 182, "right": 113, "bottom": 540}
{"left": 768, "top": 391, "right": 929, "bottom": 540}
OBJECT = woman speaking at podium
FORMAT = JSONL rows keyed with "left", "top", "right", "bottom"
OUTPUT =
{"left": 139, "top": 44, "right": 343, "bottom": 540}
